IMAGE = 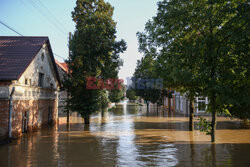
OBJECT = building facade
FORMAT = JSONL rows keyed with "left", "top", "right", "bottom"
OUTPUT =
{"left": 0, "top": 36, "right": 61, "bottom": 140}
{"left": 163, "top": 91, "right": 209, "bottom": 116}
{"left": 55, "top": 60, "right": 68, "bottom": 116}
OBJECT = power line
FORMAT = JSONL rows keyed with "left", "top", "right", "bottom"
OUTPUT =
{"left": 19, "top": 0, "right": 66, "bottom": 41}
{"left": 0, "top": 20, "right": 66, "bottom": 61}
{"left": 36, "top": 0, "right": 69, "bottom": 33}
{"left": 27, "top": 0, "right": 67, "bottom": 35}
{"left": 26, "top": 0, "right": 67, "bottom": 36}
{"left": 54, "top": 53, "right": 66, "bottom": 60}
{"left": 0, "top": 20, "right": 23, "bottom": 36}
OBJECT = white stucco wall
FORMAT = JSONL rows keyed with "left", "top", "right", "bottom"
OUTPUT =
{"left": 0, "top": 43, "right": 59, "bottom": 100}
{"left": 18, "top": 44, "right": 58, "bottom": 89}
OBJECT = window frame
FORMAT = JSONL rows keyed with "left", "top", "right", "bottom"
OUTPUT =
{"left": 38, "top": 73, "right": 45, "bottom": 87}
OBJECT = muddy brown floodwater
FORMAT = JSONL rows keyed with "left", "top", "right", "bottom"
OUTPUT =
{"left": 0, "top": 103, "right": 250, "bottom": 167}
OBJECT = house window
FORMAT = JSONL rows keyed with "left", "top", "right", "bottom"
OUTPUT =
{"left": 197, "top": 97, "right": 207, "bottom": 113}
{"left": 38, "top": 73, "right": 44, "bottom": 87}
{"left": 198, "top": 101, "right": 206, "bottom": 111}
{"left": 29, "top": 79, "right": 32, "bottom": 85}
{"left": 198, "top": 97, "right": 205, "bottom": 101}
{"left": 41, "top": 53, "right": 44, "bottom": 61}
{"left": 25, "top": 79, "right": 28, "bottom": 85}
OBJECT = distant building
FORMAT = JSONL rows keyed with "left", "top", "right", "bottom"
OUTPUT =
{"left": 174, "top": 92, "right": 189, "bottom": 116}
{"left": 163, "top": 91, "right": 209, "bottom": 116}
{"left": 0, "top": 36, "right": 61, "bottom": 140}
{"left": 55, "top": 60, "right": 68, "bottom": 116}
{"left": 162, "top": 89, "right": 176, "bottom": 112}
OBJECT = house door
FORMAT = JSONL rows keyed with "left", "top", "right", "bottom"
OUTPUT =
{"left": 22, "top": 111, "right": 28, "bottom": 133}
{"left": 48, "top": 107, "right": 52, "bottom": 124}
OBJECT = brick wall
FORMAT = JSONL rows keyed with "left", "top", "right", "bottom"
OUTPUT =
{"left": 0, "top": 100, "right": 9, "bottom": 140}
{"left": 0, "top": 99, "right": 58, "bottom": 139}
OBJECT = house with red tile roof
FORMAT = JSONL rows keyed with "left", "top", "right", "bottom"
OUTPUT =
{"left": 0, "top": 36, "right": 61, "bottom": 140}
{"left": 55, "top": 60, "right": 68, "bottom": 74}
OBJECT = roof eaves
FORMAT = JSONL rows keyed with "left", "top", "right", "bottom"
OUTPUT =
{"left": 45, "top": 40, "right": 61, "bottom": 88}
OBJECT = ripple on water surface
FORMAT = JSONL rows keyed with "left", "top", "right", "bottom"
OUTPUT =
{"left": 0, "top": 104, "right": 250, "bottom": 167}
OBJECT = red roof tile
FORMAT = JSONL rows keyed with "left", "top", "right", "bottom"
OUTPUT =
{"left": 55, "top": 60, "right": 68, "bottom": 73}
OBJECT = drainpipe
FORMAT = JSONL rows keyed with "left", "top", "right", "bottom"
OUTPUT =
{"left": 9, "top": 87, "right": 15, "bottom": 138}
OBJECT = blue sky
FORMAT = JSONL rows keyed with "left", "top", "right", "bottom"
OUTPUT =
{"left": 0, "top": 0, "right": 158, "bottom": 81}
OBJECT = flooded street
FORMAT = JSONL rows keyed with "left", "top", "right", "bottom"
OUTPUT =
{"left": 0, "top": 103, "right": 250, "bottom": 167}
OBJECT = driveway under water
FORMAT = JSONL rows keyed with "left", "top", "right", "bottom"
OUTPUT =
{"left": 0, "top": 103, "right": 250, "bottom": 167}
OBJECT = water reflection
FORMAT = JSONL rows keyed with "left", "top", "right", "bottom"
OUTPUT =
{"left": 0, "top": 103, "right": 250, "bottom": 167}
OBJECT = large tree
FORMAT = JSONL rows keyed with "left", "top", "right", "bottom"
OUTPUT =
{"left": 137, "top": 0, "right": 249, "bottom": 142}
{"left": 133, "top": 54, "right": 162, "bottom": 113}
{"left": 108, "top": 82, "right": 125, "bottom": 104}
{"left": 65, "top": 0, "right": 126, "bottom": 124}
{"left": 126, "top": 87, "right": 138, "bottom": 102}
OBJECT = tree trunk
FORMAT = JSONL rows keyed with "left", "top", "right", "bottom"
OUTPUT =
{"left": 67, "top": 110, "right": 70, "bottom": 124}
{"left": 156, "top": 103, "right": 159, "bottom": 116}
{"left": 101, "top": 108, "right": 105, "bottom": 117}
{"left": 189, "top": 100, "right": 194, "bottom": 131}
{"left": 84, "top": 124, "right": 90, "bottom": 131}
{"left": 67, "top": 123, "right": 70, "bottom": 131}
{"left": 211, "top": 143, "right": 217, "bottom": 166}
{"left": 146, "top": 102, "right": 149, "bottom": 115}
{"left": 189, "top": 131, "right": 195, "bottom": 167}
{"left": 84, "top": 115, "right": 90, "bottom": 124}
{"left": 211, "top": 111, "right": 216, "bottom": 142}
{"left": 168, "top": 97, "right": 171, "bottom": 113}
{"left": 162, "top": 97, "right": 165, "bottom": 117}
{"left": 211, "top": 95, "right": 216, "bottom": 142}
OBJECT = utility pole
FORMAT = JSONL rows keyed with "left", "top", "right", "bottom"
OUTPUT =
{"left": 67, "top": 32, "right": 71, "bottom": 125}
